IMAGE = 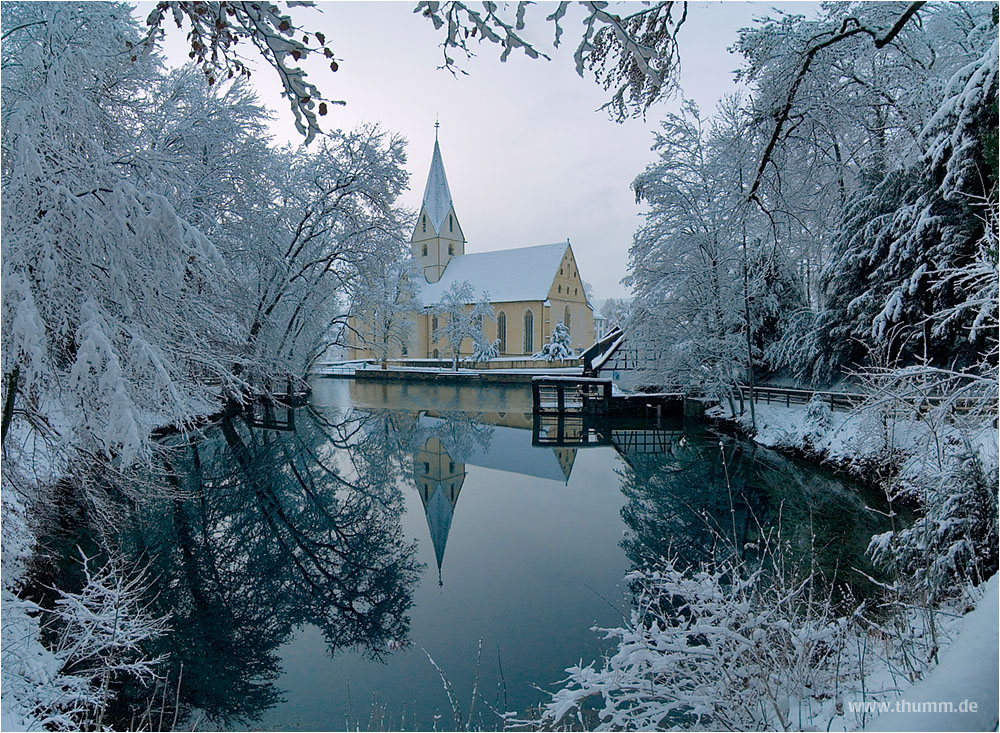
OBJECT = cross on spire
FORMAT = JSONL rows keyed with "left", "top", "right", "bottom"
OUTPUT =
{"left": 434, "top": 117, "right": 439, "bottom": 141}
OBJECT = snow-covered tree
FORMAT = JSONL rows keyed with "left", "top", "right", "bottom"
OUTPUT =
{"left": 350, "top": 250, "right": 419, "bottom": 368}
{"left": 535, "top": 321, "right": 574, "bottom": 361}
{"left": 1, "top": 2, "right": 242, "bottom": 465}
{"left": 142, "top": 1, "right": 343, "bottom": 144}
{"left": 416, "top": 1, "right": 688, "bottom": 122}
{"left": 430, "top": 280, "right": 494, "bottom": 371}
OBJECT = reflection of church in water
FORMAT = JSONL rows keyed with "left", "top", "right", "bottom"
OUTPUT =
{"left": 412, "top": 414, "right": 576, "bottom": 584}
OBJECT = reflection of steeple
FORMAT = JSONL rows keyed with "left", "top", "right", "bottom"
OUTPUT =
{"left": 553, "top": 447, "right": 577, "bottom": 483}
{"left": 413, "top": 437, "right": 466, "bottom": 585}
{"left": 424, "top": 483, "right": 453, "bottom": 586}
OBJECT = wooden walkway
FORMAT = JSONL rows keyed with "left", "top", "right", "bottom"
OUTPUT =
{"left": 531, "top": 376, "right": 684, "bottom": 418}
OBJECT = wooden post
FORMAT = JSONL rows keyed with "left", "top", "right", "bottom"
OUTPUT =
{"left": 557, "top": 383, "right": 565, "bottom": 413}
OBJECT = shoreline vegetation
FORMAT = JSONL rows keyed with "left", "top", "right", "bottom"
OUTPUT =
{"left": 3, "top": 1, "right": 997, "bottom": 730}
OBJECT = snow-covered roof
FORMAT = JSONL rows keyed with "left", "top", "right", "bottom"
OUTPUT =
{"left": 592, "top": 310, "right": 606, "bottom": 321}
{"left": 417, "top": 415, "right": 571, "bottom": 482}
{"left": 421, "top": 139, "right": 454, "bottom": 234}
{"left": 461, "top": 424, "right": 569, "bottom": 482}
{"left": 416, "top": 242, "right": 569, "bottom": 305}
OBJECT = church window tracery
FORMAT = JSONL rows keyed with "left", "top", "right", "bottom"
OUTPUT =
{"left": 523, "top": 310, "right": 534, "bottom": 353}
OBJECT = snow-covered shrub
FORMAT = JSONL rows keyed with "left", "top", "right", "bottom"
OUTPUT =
{"left": 802, "top": 393, "right": 833, "bottom": 448}
{"left": 1, "top": 591, "right": 97, "bottom": 731}
{"left": 534, "top": 322, "right": 574, "bottom": 361}
{"left": 2, "top": 549, "right": 170, "bottom": 730}
{"left": 467, "top": 338, "right": 500, "bottom": 363}
{"left": 542, "top": 550, "right": 862, "bottom": 731}
{"left": 870, "top": 433, "right": 998, "bottom": 603}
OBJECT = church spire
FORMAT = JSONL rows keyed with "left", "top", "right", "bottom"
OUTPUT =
{"left": 421, "top": 134, "right": 454, "bottom": 235}
{"left": 411, "top": 128, "right": 465, "bottom": 283}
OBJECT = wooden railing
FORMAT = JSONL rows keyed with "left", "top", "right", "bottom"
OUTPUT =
{"left": 737, "top": 384, "right": 992, "bottom": 414}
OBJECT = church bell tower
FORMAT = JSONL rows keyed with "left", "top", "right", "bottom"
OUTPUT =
{"left": 411, "top": 125, "right": 466, "bottom": 283}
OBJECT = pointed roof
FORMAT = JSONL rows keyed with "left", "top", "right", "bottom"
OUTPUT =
{"left": 421, "top": 139, "right": 455, "bottom": 235}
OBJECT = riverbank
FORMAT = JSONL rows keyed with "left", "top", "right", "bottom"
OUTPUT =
{"left": 708, "top": 398, "right": 999, "bottom": 731}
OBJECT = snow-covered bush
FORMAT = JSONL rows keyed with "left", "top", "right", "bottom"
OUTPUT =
{"left": 467, "top": 338, "right": 500, "bottom": 363}
{"left": 802, "top": 393, "right": 833, "bottom": 448}
{"left": 870, "top": 431, "right": 998, "bottom": 603}
{"left": 534, "top": 322, "right": 574, "bottom": 361}
{"left": 2, "top": 549, "right": 169, "bottom": 730}
{"left": 542, "top": 549, "right": 862, "bottom": 731}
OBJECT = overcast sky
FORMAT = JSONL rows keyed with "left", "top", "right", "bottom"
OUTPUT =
{"left": 150, "top": 1, "right": 820, "bottom": 301}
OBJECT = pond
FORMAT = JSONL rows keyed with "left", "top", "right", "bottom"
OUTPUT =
{"left": 53, "top": 379, "right": 894, "bottom": 730}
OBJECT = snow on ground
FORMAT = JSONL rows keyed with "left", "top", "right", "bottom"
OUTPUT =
{"left": 709, "top": 399, "right": 997, "bottom": 471}
{"left": 710, "top": 398, "right": 1000, "bottom": 732}
{"left": 865, "top": 574, "right": 999, "bottom": 732}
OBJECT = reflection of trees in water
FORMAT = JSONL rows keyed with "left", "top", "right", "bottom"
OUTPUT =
{"left": 618, "top": 437, "right": 767, "bottom": 571}
{"left": 617, "top": 432, "right": 890, "bottom": 601}
{"left": 118, "top": 407, "right": 422, "bottom": 726}
{"left": 309, "top": 404, "right": 495, "bottom": 490}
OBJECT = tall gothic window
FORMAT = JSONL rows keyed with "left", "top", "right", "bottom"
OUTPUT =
{"left": 564, "top": 306, "right": 571, "bottom": 333}
{"left": 432, "top": 315, "right": 438, "bottom": 332}
{"left": 523, "top": 310, "right": 534, "bottom": 353}
{"left": 497, "top": 311, "right": 506, "bottom": 354}
{"left": 422, "top": 244, "right": 427, "bottom": 256}
{"left": 449, "top": 214, "right": 453, "bottom": 232}
{"left": 448, "top": 243, "right": 453, "bottom": 255}
{"left": 422, "top": 215, "right": 426, "bottom": 232}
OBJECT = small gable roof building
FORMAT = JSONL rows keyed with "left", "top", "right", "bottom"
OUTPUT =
{"left": 350, "top": 133, "right": 595, "bottom": 360}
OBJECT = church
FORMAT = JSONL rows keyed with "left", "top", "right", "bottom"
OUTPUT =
{"left": 349, "top": 133, "right": 595, "bottom": 361}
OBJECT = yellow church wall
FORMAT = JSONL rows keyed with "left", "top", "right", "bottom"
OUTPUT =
{"left": 545, "top": 245, "right": 595, "bottom": 350}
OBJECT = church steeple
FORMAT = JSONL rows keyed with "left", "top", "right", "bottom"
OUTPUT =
{"left": 411, "top": 128, "right": 466, "bottom": 283}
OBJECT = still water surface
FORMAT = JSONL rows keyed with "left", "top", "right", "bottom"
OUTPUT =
{"left": 107, "top": 379, "right": 889, "bottom": 730}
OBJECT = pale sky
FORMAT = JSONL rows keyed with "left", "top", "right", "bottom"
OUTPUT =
{"left": 148, "top": 1, "right": 820, "bottom": 300}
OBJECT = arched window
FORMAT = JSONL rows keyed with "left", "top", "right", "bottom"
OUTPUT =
{"left": 449, "top": 214, "right": 453, "bottom": 232}
{"left": 431, "top": 315, "right": 438, "bottom": 332}
{"left": 564, "top": 306, "right": 571, "bottom": 333}
{"left": 448, "top": 243, "right": 453, "bottom": 255}
{"left": 523, "top": 310, "right": 534, "bottom": 353}
{"left": 497, "top": 311, "right": 507, "bottom": 354}
{"left": 558, "top": 284, "right": 562, "bottom": 293}
{"left": 433, "top": 348, "right": 439, "bottom": 359}
{"left": 422, "top": 244, "right": 428, "bottom": 256}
